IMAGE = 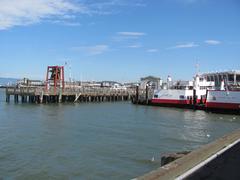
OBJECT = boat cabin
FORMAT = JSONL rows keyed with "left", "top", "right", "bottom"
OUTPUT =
{"left": 199, "top": 70, "right": 240, "bottom": 90}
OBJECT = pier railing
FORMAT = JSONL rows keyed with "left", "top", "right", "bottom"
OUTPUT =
{"left": 6, "top": 86, "right": 38, "bottom": 95}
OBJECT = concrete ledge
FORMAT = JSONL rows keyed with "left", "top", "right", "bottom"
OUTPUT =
{"left": 160, "top": 151, "right": 190, "bottom": 166}
{"left": 136, "top": 129, "right": 240, "bottom": 180}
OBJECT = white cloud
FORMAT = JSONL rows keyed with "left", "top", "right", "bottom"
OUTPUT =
{"left": 205, "top": 40, "right": 221, "bottom": 45}
{"left": 72, "top": 45, "right": 109, "bottom": 55}
{"left": 0, "top": 0, "right": 83, "bottom": 30}
{"left": 127, "top": 44, "right": 142, "bottom": 48}
{"left": 114, "top": 31, "right": 146, "bottom": 42}
{"left": 51, "top": 20, "right": 81, "bottom": 27}
{"left": 0, "top": 0, "right": 145, "bottom": 30}
{"left": 86, "top": 0, "right": 146, "bottom": 15}
{"left": 117, "top": 32, "right": 146, "bottom": 36}
{"left": 170, "top": 42, "right": 199, "bottom": 49}
{"left": 147, "top": 49, "right": 158, "bottom": 53}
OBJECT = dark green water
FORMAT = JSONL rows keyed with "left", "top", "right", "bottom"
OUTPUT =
{"left": 0, "top": 89, "right": 240, "bottom": 179}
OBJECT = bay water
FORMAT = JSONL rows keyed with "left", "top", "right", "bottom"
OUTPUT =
{"left": 0, "top": 89, "right": 240, "bottom": 179}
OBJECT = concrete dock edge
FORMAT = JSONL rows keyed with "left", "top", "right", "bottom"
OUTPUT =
{"left": 136, "top": 129, "right": 240, "bottom": 180}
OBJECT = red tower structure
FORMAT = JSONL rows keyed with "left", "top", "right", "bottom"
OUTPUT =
{"left": 45, "top": 66, "right": 65, "bottom": 94}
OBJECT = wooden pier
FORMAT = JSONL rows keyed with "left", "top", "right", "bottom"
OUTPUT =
{"left": 5, "top": 86, "right": 136, "bottom": 104}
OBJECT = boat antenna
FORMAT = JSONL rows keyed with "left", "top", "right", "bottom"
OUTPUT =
{"left": 195, "top": 61, "right": 200, "bottom": 75}
{"left": 69, "top": 63, "right": 72, "bottom": 83}
{"left": 64, "top": 60, "right": 72, "bottom": 83}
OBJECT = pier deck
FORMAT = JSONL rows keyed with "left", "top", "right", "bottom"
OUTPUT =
{"left": 5, "top": 86, "right": 136, "bottom": 103}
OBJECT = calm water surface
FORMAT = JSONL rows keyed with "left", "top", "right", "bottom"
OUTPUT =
{"left": 0, "top": 89, "right": 240, "bottom": 179}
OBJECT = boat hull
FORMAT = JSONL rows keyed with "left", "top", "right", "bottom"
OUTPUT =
{"left": 205, "top": 90, "right": 240, "bottom": 114}
{"left": 150, "top": 99, "right": 194, "bottom": 108}
{"left": 150, "top": 89, "right": 197, "bottom": 109}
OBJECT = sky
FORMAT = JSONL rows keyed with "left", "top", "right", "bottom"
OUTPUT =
{"left": 0, "top": 0, "right": 240, "bottom": 82}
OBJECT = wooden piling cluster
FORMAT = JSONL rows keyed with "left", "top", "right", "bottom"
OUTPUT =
{"left": 5, "top": 86, "right": 135, "bottom": 104}
{"left": 132, "top": 85, "right": 154, "bottom": 105}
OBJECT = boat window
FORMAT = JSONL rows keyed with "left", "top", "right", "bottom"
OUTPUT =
{"left": 236, "top": 75, "right": 240, "bottom": 82}
{"left": 207, "top": 76, "right": 211, "bottom": 81}
{"left": 179, "top": 95, "right": 185, "bottom": 99}
{"left": 187, "top": 96, "right": 192, "bottom": 100}
{"left": 228, "top": 74, "right": 234, "bottom": 81}
{"left": 222, "top": 75, "right": 227, "bottom": 81}
{"left": 154, "top": 94, "right": 158, "bottom": 98}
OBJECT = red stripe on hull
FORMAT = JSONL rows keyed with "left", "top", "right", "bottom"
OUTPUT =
{"left": 151, "top": 99, "right": 191, "bottom": 105}
{"left": 206, "top": 102, "right": 240, "bottom": 110}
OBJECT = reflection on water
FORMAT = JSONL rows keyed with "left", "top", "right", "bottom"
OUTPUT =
{"left": 182, "top": 110, "right": 210, "bottom": 143}
{"left": 0, "top": 89, "right": 240, "bottom": 179}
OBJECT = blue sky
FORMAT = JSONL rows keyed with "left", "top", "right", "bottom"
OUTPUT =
{"left": 0, "top": 0, "right": 239, "bottom": 82}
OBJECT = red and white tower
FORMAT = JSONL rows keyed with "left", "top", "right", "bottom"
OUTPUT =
{"left": 45, "top": 66, "right": 65, "bottom": 94}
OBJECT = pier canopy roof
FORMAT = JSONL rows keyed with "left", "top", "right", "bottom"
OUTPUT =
{"left": 140, "top": 76, "right": 161, "bottom": 89}
{"left": 140, "top": 76, "right": 161, "bottom": 81}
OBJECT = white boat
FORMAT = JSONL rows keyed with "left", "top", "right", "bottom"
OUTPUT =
{"left": 206, "top": 90, "right": 240, "bottom": 110}
{"left": 151, "top": 75, "right": 214, "bottom": 108}
{"left": 151, "top": 80, "right": 195, "bottom": 107}
{"left": 202, "top": 71, "right": 240, "bottom": 113}
{"left": 150, "top": 70, "right": 240, "bottom": 114}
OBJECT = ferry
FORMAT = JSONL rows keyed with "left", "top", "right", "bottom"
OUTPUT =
{"left": 151, "top": 79, "right": 194, "bottom": 108}
{"left": 202, "top": 71, "right": 240, "bottom": 113}
{"left": 151, "top": 75, "right": 214, "bottom": 108}
{"left": 150, "top": 70, "right": 240, "bottom": 114}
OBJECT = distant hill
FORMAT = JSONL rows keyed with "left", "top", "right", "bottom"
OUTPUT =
{"left": 0, "top": 77, "right": 18, "bottom": 86}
